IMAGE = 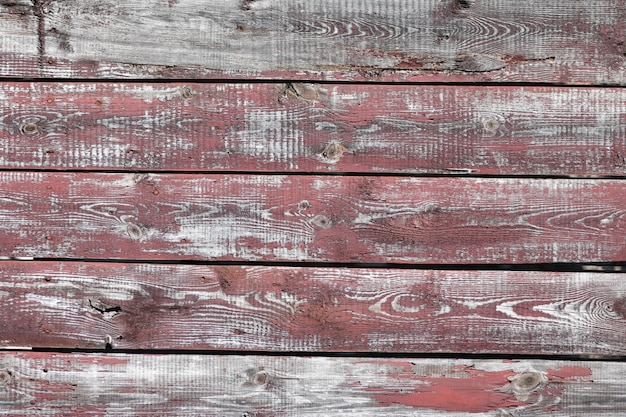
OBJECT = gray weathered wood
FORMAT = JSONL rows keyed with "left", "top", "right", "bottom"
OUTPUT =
{"left": 0, "top": 0, "right": 39, "bottom": 77}
{"left": 2, "top": 352, "right": 626, "bottom": 416}
{"left": 2, "top": 262, "right": 625, "bottom": 355}
{"left": 1, "top": 0, "right": 625, "bottom": 83}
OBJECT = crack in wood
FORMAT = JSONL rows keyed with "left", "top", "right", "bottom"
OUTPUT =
{"left": 88, "top": 299, "right": 122, "bottom": 315}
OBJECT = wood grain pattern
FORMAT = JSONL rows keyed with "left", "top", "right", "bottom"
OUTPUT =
{"left": 1, "top": 352, "right": 625, "bottom": 416}
{"left": 1, "top": 173, "right": 625, "bottom": 263}
{"left": 2, "top": 82, "right": 626, "bottom": 175}
{"left": 1, "top": 261, "right": 625, "bottom": 354}
{"left": 1, "top": 0, "right": 625, "bottom": 83}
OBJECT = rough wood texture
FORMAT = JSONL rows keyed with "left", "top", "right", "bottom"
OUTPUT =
{"left": 1, "top": 0, "right": 625, "bottom": 83}
{"left": 1, "top": 262, "right": 625, "bottom": 354}
{"left": 0, "top": 1, "right": 39, "bottom": 76}
{"left": 2, "top": 352, "right": 626, "bottom": 416}
{"left": 1, "top": 173, "right": 625, "bottom": 263}
{"left": 2, "top": 82, "right": 626, "bottom": 175}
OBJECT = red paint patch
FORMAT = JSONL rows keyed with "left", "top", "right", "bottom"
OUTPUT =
{"left": 372, "top": 368, "right": 525, "bottom": 413}
{"left": 547, "top": 366, "right": 592, "bottom": 381}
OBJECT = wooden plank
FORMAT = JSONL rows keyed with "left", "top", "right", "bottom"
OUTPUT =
{"left": 1, "top": 173, "right": 625, "bottom": 263}
{"left": 2, "top": 82, "right": 626, "bottom": 175}
{"left": 2, "top": 352, "right": 626, "bottom": 416}
{"left": 2, "top": 262, "right": 626, "bottom": 354}
{"left": 2, "top": 0, "right": 625, "bottom": 83}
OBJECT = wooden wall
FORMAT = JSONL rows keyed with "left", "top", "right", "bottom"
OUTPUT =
{"left": 1, "top": 0, "right": 626, "bottom": 415}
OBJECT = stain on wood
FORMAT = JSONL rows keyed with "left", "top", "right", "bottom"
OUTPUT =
{"left": 1, "top": 262, "right": 625, "bottom": 354}
{"left": 1, "top": 353, "right": 625, "bottom": 416}
{"left": 0, "top": 174, "right": 624, "bottom": 263}
{"left": 0, "top": 0, "right": 624, "bottom": 83}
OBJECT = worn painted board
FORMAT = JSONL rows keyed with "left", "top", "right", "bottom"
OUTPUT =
{"left": 2, "top": 82, "right": 626, "bottom": 175}
{"left": 1, "top": 262, "right": 625, "bottom": 354}
{"left": 1, "top": 174, "right": 626, "bottom": 263}
{"left": 1, "top": 0, "right": 625, "bottom": 83}
{"left": 1, "top": 352, "right": 626, "bottom": 416}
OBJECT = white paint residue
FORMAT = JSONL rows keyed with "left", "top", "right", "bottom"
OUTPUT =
{"left": 230, "top": 109, "right": 303, "bottom": 165}
{"left": 25, "top": 293, "right": 76, "bottom": 311}
{"left": 329, "top": 88, "right": 370, "bottom": 108}
{"left": 113, "top": 84, "right": 183, "bottom": 102}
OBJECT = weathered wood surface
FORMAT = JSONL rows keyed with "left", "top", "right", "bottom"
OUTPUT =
{"left": 1, "top": 173, "right": 626, "bottom": 263}
{"left": 2, "top": 262, "right": 625, "bottom": 354}
{"left": 1, "top": 0, "right": 625, "bottom": 83}
{"left": 2, "top": 352, "right": 626, "bottom": 416}
{"left": 2, "top": 82, "right": 626, "bottom": 175}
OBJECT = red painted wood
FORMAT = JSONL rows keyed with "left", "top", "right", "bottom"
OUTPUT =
{"left": 1, "top": 262, "right": 625, "bottom": 354}
{"left": 0, "top": 174, "right": 625, "bottom": 263}
{"left": 1, "top": 352, "right": 624, "bottom": 416}
{"left": 1, "top": 83, "right": 626, "bottom": 175}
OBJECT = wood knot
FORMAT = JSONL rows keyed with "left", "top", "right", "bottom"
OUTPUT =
{"left": 20, "top": 122, "right": 40, "bottom": 136}
{"left": 312, "top": 215, "right": 332, "bottom": 229}
{"left": 482, "top": 118, "right": 500, "bottom": 132}
{"left": 243, "top": 368, "right": 270, "bottom": 389}
{"left": 319, "top": 142, "right": 346, "bottom": 164}
{"left": 252, "top": 372, "right": 268, "bottom": 386}
{"left": 500, "top": 371, "right": 546, "bottom": 401}
{"left": 511, "top": 372, "right": 544, "bottom": 392}
{"left": 297, "top": 200, "right": 310, "bottom": 211}
{"left": 126, "top": 223, "right": 145, "bottom": 240}
{"left": 180, "top": 86, "right": 194, "bottom": 99}
{"left": 0, "top": 369, "right": 12, "bottom": 385}
{"left": 480, "top": 113, "right": 506, "bottom": 135}
{"left": 610, "top": 297, "right": 626, "bottom": 318}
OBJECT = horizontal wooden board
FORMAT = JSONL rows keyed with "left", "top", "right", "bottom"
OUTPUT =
{"left": 2, "top": 262, "right": 625, "bottom": 354}
{"left": 2, "top": 352, "right": 626, "bottom": 416}
{"left": 2, "top": 83, "right": 626, "bottom": 175}
{"left": 1, "top": 0, "right": 625, "bottom": 83}
{"left": 1, "top": 173, "right": 626, "bottom": 263}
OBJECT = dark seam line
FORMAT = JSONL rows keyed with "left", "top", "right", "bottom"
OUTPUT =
{"left": 6, "top": 347, "right": 625, "bottom": 362}
{"left": 2, "top": 258, "right": 624, "bottom": 273}
{"left": 0, "top": 168, "right": 624, "bottom": 180}
{"left": 0, "top": 77, "right": 625, "bottom": 89}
